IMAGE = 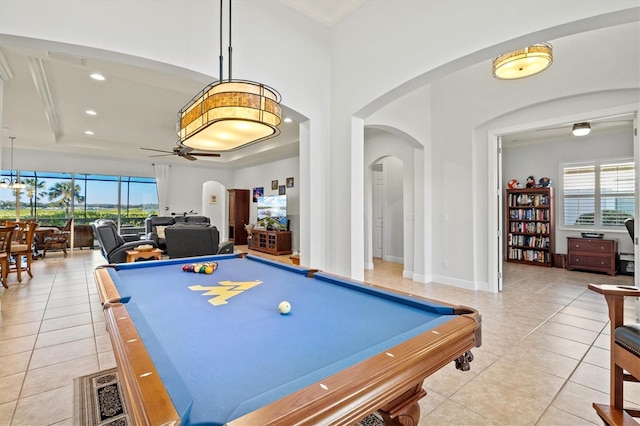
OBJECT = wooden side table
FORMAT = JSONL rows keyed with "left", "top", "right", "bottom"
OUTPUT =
{"left": 126, "top": 248, "right": 163, "bottom": 263}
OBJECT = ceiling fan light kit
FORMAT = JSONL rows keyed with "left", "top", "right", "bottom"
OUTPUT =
{"left": 572, "top": 122, "right": 591, "bottom": 136}
{"left": 492, "top": 43, "right": 553, "bottom": 80}
{"left": 177, "top": 0, "right": 282, "bottom": 152}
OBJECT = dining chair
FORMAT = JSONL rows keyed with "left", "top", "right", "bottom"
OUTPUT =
{"left": 9, "top": 220, "right": 38, "bottom": 282}
{"left": 43, "top": 218, "right": 72, "bottom": 258}
{"left": 0, "top": 225, "right": 15, "bottom": 288}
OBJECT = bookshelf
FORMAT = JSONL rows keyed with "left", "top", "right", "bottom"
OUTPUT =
{"left": 506, "top": 187, "right": 554, "bottom": 267}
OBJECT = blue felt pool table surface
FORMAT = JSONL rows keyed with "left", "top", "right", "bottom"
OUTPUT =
{"left": 97, "top": 254, "right": 477, "bottom": 425}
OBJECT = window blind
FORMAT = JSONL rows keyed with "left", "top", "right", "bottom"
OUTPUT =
{"left": 563, "top": 165, "right": 595, "bottom": 226}
{"left": 562, "top": 161, "right": 635, "bottom": 228}
{"left": 600, "top": 162, "right": 635, "bottom": 226}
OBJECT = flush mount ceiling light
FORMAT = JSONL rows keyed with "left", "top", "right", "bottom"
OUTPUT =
{"left": 492, "top": 43, "right": 553, "bottom": 80}
{"left": 572, "top": 122, "right": 591, "bottom": 136}
{"left": 0, "top": 137, "right": 26, "bottom": 189}
{"left": 178, "top": 0, "right": 281, "bottom": 152}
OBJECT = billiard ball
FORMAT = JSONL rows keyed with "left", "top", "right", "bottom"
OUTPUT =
{"left": 204, "top": 265, "right": 214, "bottom": 274}
{"left": 278, "top": 301, "right": 291, "bottom": 314}
{"left": 182, "top": 264, "right": 189, "bottom": 272}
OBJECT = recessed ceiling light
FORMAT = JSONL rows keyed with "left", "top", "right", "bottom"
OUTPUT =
{"left": 85, "top": 130, "right": 94, "bottom": 135}
{"left": 283, "top": 117, "right": 292, "bottom": 123}
{"left": 90, "top": 73, "right": 105, "bottom": 81}
{"left": 85, "top": 110, "right": 97, "bottom": 116}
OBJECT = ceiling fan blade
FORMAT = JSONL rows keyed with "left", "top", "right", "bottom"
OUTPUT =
{"left": 181, "top": 153, "right": 198, "bottom": 161}
{"left": 148, "top": 153, "right": 173, "bottom": 157}
{"left": 192, "top": 153, "right": 221, "bottom": 157}
{"left": 141, "top": 147, "right": 173, "bottom": 154}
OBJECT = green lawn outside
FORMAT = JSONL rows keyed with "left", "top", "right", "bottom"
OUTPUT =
{"left": 0, "top": 207, "right": 156, "bottom": 227}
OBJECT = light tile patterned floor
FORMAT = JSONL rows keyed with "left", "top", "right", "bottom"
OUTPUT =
{"left": 0, "top": 249, "right": 638, "bottom": 425}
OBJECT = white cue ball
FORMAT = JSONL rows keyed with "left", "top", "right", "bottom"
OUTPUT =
{"left": 278, "top": 301, "right": 291, "bottom": 314}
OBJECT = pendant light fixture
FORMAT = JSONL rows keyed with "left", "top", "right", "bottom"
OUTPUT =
{"left": 0, "top": 137, "right": 26, "bottom": 189}
{"left": 492, "top": 43, "right": 553, "bottom": 80}
{"left": 177, "top": 0, "right": 282, "bottom": 152}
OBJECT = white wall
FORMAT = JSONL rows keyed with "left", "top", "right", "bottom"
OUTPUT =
{"left": 503, "top": 127, "right": 635, "bottom": 254}
{"left": 330, "top": 1, "right": 638, "bottom": 282}
{"left": 383, "top": 156, "right": 404, "bottom": 263}
{"left": 202, "top": 180, "right": 227, "bottom": 241}
{"left": 429, "top": 24, "right": 639, "bottom": 291}
{"left": 231, "top": 156, "right": 300, "bottom": 252}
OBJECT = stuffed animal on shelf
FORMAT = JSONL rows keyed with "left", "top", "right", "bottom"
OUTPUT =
{"left": 526, "top": 176, "right": 536, "bottom": 188}
{"left": 538, "top": 177, "right": 552, "bottom": 187}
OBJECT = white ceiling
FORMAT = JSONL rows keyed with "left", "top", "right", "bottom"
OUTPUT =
{"left": 501, "top": 114, "right": 634, "bottom": 145}
{"left": 279, "top": 0, "right": 366, "bottom": 26}
{"left": 0, "top": 1, "right": 367, "bottom": 169}
{"left": 2, "top": 1, "right": 632, "bottom": 169}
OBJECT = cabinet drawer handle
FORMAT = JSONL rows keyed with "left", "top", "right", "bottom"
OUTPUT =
{"left": 575, "top": 258, "right": 580, "bottom": 262}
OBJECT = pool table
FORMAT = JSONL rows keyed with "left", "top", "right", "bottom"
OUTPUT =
{"left": 94, "top": 254, "right": 481, "bottom": 426}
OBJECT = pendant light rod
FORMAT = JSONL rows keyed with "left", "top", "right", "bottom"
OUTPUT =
{"left": 218, "top": 0, "right": 223, "bottom": 82}
{"left": 9, "top": 136, "right": 15, "bottom": 173}
{"left": 177, "top": 0, "right": 282, "bottom": 152}
{"left": 228, "top": 0, "right": 232, "bottom": 81}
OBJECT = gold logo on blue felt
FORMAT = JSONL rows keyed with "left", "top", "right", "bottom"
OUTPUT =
{"left": 189, "top": 280, "right": 262, "bottom": 306}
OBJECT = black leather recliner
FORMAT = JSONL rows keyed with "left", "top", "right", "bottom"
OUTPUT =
{"left": 92, "top": 219, "right": 158, "bottom": 264}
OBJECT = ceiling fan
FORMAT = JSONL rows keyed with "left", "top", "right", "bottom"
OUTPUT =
{"left": 141, "top": 145, "right": 221, "bottom": 161}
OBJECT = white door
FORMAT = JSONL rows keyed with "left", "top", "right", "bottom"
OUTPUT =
{"left": 634, "top": 116, "right": 639, "bottom": 320}
{"left": 497, "top": 137, "right": 504, "bottom": 291}
{"left": 373, "top": 164, "right": 384, "bottom": 258}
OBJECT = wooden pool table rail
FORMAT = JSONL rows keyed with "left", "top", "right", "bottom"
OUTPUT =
{"left": 102, "top": 301, "right": 479, "bottom": 426}
{"left": 104, "top": 304, "right": 180, "bottom": 425}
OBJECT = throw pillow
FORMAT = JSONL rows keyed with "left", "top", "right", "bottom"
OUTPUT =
{"left": 156, "top": 225, "right": 167, "bottom": 239}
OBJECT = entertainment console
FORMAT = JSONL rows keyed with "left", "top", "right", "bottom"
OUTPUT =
{"left": 250, "top": 229, "right": 292, "bottom": 255}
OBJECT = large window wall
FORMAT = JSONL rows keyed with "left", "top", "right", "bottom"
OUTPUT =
{"left": 0, "top": 170, "right": 158, "bottom": 234}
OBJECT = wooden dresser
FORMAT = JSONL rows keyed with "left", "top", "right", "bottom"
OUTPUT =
{"left": 566, "top": 237, "right": 617, "bottom": 276}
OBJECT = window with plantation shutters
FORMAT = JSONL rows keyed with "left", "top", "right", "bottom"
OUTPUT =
{"left": 600, "top": 163, "right": 635, "bottom": 225}
{"left": 562, "top": 161, "right": 635, "bottom": 228}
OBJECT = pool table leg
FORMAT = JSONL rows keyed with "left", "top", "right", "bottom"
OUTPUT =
{"left": 378, "top": 382, "right": 426, "bottom": 426}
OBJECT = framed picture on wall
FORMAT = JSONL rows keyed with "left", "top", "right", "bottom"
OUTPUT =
{"left": 209, "top": 194, "right": 218, "bottom": 205}
{"left": 286, "top": 177, "right": 294, "bottom": 188}
{"left": 271, "top": 180, "right": 278, "bottom": 190}
{"left": 279, "top": 185, "right": 286, "bottom": 195}
{"left": 253, "top": 187, "right": 264, "bottom": 202}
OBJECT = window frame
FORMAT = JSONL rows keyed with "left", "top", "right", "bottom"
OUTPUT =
{"left": 559, "top": 158, "right": 635, "bottom": 231}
